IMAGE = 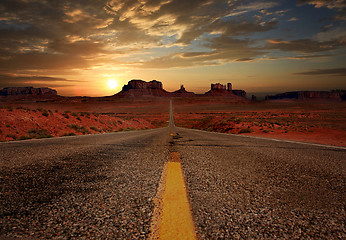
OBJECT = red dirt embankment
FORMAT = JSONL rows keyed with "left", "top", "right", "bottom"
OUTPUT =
{"left": 174, "top": 100, "right": 346, "bottom": 147}
{"left": 0, "top": 107, "right": 167, "bottom": 141}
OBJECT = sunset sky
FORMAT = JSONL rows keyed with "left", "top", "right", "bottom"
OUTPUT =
{"left": 0, "top": 0, "right": 345, "bottom": 97}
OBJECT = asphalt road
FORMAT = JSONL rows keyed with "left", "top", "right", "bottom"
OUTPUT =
{"left": 0, "top": 102, "right": 345, "bottom": 239}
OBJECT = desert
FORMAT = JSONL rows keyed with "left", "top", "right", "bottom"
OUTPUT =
{"left": 1, "top": 82, "right": 345, "bottom": 147}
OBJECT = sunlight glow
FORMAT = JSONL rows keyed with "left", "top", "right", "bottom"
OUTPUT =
{"left": 107, "top": 79, "right": 118, "bottom": 90}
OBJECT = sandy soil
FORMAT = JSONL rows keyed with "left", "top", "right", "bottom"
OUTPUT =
{"left": 0, "top": 98, "right": 169, "bottom": 141}
{"left": 173, "top": 99, "right": 346, "bottom": 147}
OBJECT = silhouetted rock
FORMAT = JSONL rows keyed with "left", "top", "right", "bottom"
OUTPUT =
{"left": 265, "top": 91, "right": 345, "bottom": 101}
{"left": 116, "top": 79, "right": 170, "bottom": 97}
{"left": 172, "top": 85, "right": 195, "bottom": 97}
{"left": 204, "top": 82, "right": 247, "bottom": 98}
{"left": 232, "top": 90, "right": 247, "bottom": 98}
{"left": 0, "top": 87, "right": 58, "bottom": 96}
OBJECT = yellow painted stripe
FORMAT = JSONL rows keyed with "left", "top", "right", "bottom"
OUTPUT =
{"left": 150, "top": 152, "right": 197, "bottom": 240}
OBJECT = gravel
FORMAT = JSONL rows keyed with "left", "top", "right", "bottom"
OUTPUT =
{"left": 0, "top": 129, "right": 169, "bottom": 239}
{"left": 175, "top": 128, "right": 345, "bottom": 239}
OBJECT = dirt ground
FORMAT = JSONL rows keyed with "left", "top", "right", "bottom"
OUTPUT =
{"left": 1, "top": 97, "right": 345, "bottom": 146}
{"left": 173, "top": 98, "right": 346, "bottom": 147}
{"left": 0, "top": 97, "right": 169, "bottom": 141}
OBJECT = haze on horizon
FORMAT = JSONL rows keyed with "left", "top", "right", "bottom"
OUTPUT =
{"left": 0, "top": 0, "right": 345, "bottom": 97}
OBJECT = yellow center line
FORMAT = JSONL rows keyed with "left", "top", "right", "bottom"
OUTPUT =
{"left": 150, "top": 152, "right": 197, "bottom": 240}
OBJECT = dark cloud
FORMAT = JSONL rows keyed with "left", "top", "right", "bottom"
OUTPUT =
{"left": 297, "top": 0, "right": 346, "bottom": 9}
{"left": 0, "top": 74, "right": 83, "bottom": 88}
{"left": 295, "top": 68, "right": 346, "bottom": 76}
{"left": 138, "top": 36, "right": 264, "bottom": 68}
{"left": 0, "top": 0, "right": 344, "bottom": 72}
{"left": 267, "top": 39, "right": 345, "bottom": 53}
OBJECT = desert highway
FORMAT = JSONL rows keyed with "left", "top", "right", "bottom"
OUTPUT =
{"left": 1, "top": 101, "right": 345, "bottom": 239}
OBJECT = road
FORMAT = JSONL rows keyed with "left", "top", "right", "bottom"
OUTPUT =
{"left": 1, "top": 101, "right": 345, "bottom": 239}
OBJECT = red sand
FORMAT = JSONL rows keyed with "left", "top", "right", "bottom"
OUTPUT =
{"left": 0, "top": 107, "right": 167, "bottom": 141}
{"left": 173, "top": 100, "right": 346, "bottom": 147}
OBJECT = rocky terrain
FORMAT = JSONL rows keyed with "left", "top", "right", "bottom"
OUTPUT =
{"left": 265, "top": 90, "right": 346, "bottom": 101}
{"left": 0, "top": 87, "right": 58, "bottom": 97}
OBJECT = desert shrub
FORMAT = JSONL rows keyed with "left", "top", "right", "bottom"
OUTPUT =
{"left": 0, "top": 129, "right": 2, "bottom": 133}
{"left": 55, "top": 110, "right": 58, "bottom": 113}
{"left": 5, "top": 124, "right": 10, "bottom": 128}
{"left": 42, "top": 110, "right": 49, "bottom": 117}
{"left": 238, "top": 128, "right": 253, "bottom": 134}
{"left": 19, "top": 135, "right": 32, "bottom": 140}
{"left": 71, "top": 112, "right": 78, "bottom": 117}
{"left": 262, "top": 129, "right": 270, "bottom": 133}
{"left": 76, "top": 117, "right": 81, "bottom": 121}
{"left": 80, "top": 112, "right": 90, "bottom": 118}
{"left": 67, "top": 124, "right": 90, "bottom": 134}
{"left": 6, "top": 134, "right": 17, "bottom": 140}
{"left": 62, "top": 132, "right": 76, "bottom": 136}
{"left": 64, "top": 110, "right": 71, "bottom": 114}
{"left": 6, "top": 106, "right": 13, "bottom": 111}
{"left": 90, "top": 126, "right": 99, "bottom": 131}
{"left": 16, "top": 106, "right": 24, "bottom": 110}
{"left": 62, "top": 113, "right": 69, "bottom": 119}
{"left": 125, "top": 127, "right": 135, "bottom": 131}
{"left": 48, "top": 110, "right": 54, "bottom": 116}
{"left": 27, "top": 129, "right": 53, "bottom": 139}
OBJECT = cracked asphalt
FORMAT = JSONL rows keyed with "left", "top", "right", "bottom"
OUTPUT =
{"left": 0, "top": 101, "right": 345, "bottom": 239}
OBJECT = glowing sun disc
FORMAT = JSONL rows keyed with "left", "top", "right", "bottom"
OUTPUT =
{"left": 107, "top": 79, "right": 118, "bottom": 90}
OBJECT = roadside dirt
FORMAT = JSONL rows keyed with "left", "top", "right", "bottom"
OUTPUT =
{"left": 173, "top": 99, "right": 346, "bottom": 147}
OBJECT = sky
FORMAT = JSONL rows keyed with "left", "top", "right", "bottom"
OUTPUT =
{"left": 0, "top": 0, "right": 345, "bottom": 97}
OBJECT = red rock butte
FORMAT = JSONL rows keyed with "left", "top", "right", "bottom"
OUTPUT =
{"left": 115, "top": 79, "right": 247, "bottom": 98}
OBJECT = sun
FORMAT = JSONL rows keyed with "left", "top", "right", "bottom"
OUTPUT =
{"left": 107, "top": 79, "right": 118, "bottom": 90}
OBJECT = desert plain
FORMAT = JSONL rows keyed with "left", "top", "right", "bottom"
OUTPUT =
{"left": 1, "top": 96, "right": 345, "bottom": 147}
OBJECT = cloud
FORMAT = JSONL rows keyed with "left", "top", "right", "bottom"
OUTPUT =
{"left": 295, "top": 68, "right": 346, "bottom": 76}
{"left": 267, "top": 39, "right": 345, "bottom": 53}
{"left": 136, "top": 36, "right": 264, "bottom": 68}
{"left": 0, "top": 74, "right": 83, "bottom": 88}
{"left": 297, "top": 0, "right": 346, "bottom": 9}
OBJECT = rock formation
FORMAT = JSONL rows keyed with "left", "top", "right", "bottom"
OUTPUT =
{"left": 115, "top": 80, "right": 248, "bottom": 99}
{"left": 265, "top": 91, "right": 345, "bottom": 101}
{"left": 171, "top": 85, "right": 195, "bottom": 97}
{"left": 116, "top": 80, "right": 171, "bottom": 97}
{"left": 0, "top": 87, "right": 58, "bottom": 97}
{"left": 204, "top": 82, "right": 247, "bottom": 98}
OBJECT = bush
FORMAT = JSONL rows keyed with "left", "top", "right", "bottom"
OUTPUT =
{"left": 62, "top": 132, "right": 76, "bottom": 137}
{"left": 67, "top": 124, "right": 90, "bottom": 134}
{"left": 42, "top": 110, "right": 49, "bottom": 117}
{"left": 262, "top": 129, "right": 270, "bottom": 133}
{"left": 90, "top": 126, "right": 99, "bottom": 131}
{"left": 19, "top": 135, "right": 32, "bottom": 140}
{"left": 238, "top": 128, "right": 253, "bottom": 134}
{"left": 27, "top": 129, "right": 53, "bottom": 139}
{"left": 62, "top": 113, "right": 69, "bottom": 119}
{"left": 6, "top": 134, "right": 17, "bottom": 140}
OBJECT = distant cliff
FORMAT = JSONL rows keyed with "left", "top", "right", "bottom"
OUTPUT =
{"left": 204, "top": 83, "right": 246, "bottom": 98}
{"left": 265, "top": 91, "right": 345, "bottom": 101}
{"left": 116, "top": 80, "right": 248, "bottom": 99}
{"left": 116, "top": 80, "right": 171, "bottom": 97}
{"left": 0, "top": 87, "right": 58, "bottom": 97}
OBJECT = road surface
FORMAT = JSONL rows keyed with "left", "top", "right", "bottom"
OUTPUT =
{"left": 0, "top": 101, "right": 345, "bottom": 239}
